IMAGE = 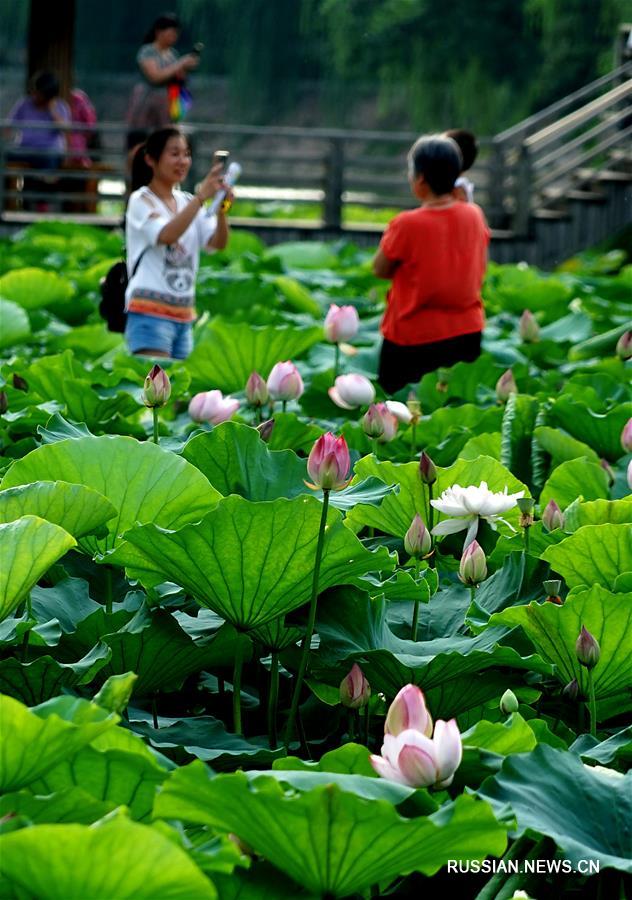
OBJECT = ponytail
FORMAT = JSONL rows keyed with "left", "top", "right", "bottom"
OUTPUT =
{"left": 130, "top": 142, "right": 151, "bottom": 191}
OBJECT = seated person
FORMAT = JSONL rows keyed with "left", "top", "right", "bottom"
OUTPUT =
{"left": 373, "top": 134, "right": 490, "bottom": 395}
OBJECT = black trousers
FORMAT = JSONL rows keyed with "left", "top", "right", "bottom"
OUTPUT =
{"left": 378, "top": 331, "right": 482, "bottom": 395}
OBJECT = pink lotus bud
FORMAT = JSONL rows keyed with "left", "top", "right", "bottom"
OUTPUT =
{"left": 339, "top": 663, "right": 371, "bottom": 709}
{"left": 385, "top": 685, "right": 433, "bottom": 738}
{"left": 12, "top": 374, "right": 28, "bottom": 392}
{"left": 616, "top": 330, "right": 632, "bottom": 361}
{"left": 362, "top": 403, "right": 398, "bottom": 443}
{"left": 267, "top": 361, "right": 304, "bottom": 402}
{"left": 500, "top": 689, "right": 519, "bottom": 714}
{"left": 324, "top": 304, "right": 360, "bottom": 343}
{"left": 519, "top": 310, "right": 540, "bottom": 343}
{"left": 542, "top": 499, "right": 564, "bottom": 531}
{"left": 329, "top": 373, "right": 375, "bottom": 410}
{"left": 575, "top": 626, "right": 600, "bottom": 669}
{"left": 458, "top": 540, "right": 487, "bottom": 586}
{"left": 306, "top": 432, "right": 350, "bottom": 491}
{"left": 245, "top": 371, "right": 269, "bottom": 407}
{"left": 621, "top": 418, "right": 632, "bottom": 454}
{"left": 385, "top": 400, "right": 413, "bottom": 424}
{"left": 0, "top": 391, "right": 7, "bottom": 415}
{"left": 599, "top": 459, "right": 615, "bottom": 487}
{"left": 142, "top": 364, "right": 171, "bottom": 408}
{"left": 419, "top": 451, "right": 437, "bottom": 485}
{"left": 188, "top": 389, "right": 239, "bottom": 425}
{"left": 256, "top": 418, "right": 275, "bottom": 442}
{"left": 404, "top": 514, "right": 431, "bottom": 558}
{"left": 370, "top": 718, "right": 462, "bottom": 789}
{"left": 495, "top": 369, "right": 518, "bottom": 403}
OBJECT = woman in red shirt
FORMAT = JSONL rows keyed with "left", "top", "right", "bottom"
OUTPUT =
{"left": 373, "top": 135, "right": 490, "bottom": 394}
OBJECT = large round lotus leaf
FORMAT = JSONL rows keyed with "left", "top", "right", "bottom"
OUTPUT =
{"left": 0, "top": 267, "right": 74, "bottom": 310}
{"left": 541, "top": 523, "right": 632, "bottom": 590}
{"left": 0, "top": 298, "right": 31, "bottom": 349}
{"left": 0, "top": 481, "right": 116, "bottom": 541}
{"left": 0, "top": 816, "right": 217, "bottom": 899}
{"left": 1, "top": 436, "right": 220, "bottom": 554}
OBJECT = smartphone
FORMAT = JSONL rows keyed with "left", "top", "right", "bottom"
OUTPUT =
{"left": 213, "top": 150, "right": 230, "bottom": 174}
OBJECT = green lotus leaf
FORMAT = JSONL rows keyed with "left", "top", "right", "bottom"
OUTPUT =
{"left": 563, "top": 498, "right": 632, "bottom": 532}
{"left": 532, "top": 425, "right": 599, "bottom": 468}
{"left": 1, "top": 436, "right": 220, "bottom": 554}
{"left": 265, "top": 411, "right": 324, "bottom": 453}
{"left": 477, "top": 744, "right": 632, "bottom": 872}
{"left": 250, "top": 616, "right": 302, "bottom": 651}
{"left": 117, "top": 495, "right": 395, "bottom": 630}
{"left": 570, "top": 727, "right": 632, "bottom": 766}
{"left": 0, "top": 644, "right": 112, "bottom": 705}
{"left": 0, "top": 787, "right": 115, "bottom": 825}
{"left": 93, "top": 672, "right": 138, "bottom": 714}
{"left": 0, "top": 816, "right": 217, "bottom": 899}
{"left": 460, "top": 432, "right": 502, "bottom": 460}
{"left": 49, "top": 322, "right": 123, "bottom": 358}
{"left": 0, "top": 516, "right": 77, "bottom": 622}
{"left": 274, "top": 742, "right": 378, "bottom": 778}
{"left": 0, "top": 481, "right": 117, "bottom": 541}
{"left": 541, "top": 524, "right": 632, "bottom": 590}
{"left": 549, "top": 395, "right": 632, "bottom": 461}
{"left": 272, "top": 274, "right": 321, "bottom": 316}
{"left": 489, "top": 585, "right": 632, "bottom": 704}
{"left": 0, "top": 695, "right": 117, "bottom": 792}
{"left": 466, "top": 551, "right": 552, "bottom": 633}
{"left": 265, "top": 240, "right": 340, "bottom": 269}
{"left": 154, "top": 762, "right": 507, "bottom": 897}
{"left": 539, "top": 458, "right": 609, "bottom": 511}
{"left": 186, "top": 318, "right": 322, "bottom": 392}
{"left": 0, "top": 298, "right": 31, "bottom": 350}
{"left": 0, "top": 267, "right": 74, "bottom": 310}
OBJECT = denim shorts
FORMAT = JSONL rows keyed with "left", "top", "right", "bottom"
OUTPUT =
{"left": 125, "top": 312, "right": 193, "bottom": 360}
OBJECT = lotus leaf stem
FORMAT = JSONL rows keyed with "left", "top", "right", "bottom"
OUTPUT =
{"left": 152, "top": 407, "right": 159, "bottom": 444}
{"left": 267, "top": 651, "right": 279, "bottom": 750}
{"left": 232, "top": 635, "right": 246, "bottom": 734}
{"left": 411, "top": 558, "right": 421, "bottom": 641}
{"left": 411, "top": 422, "right": 417, "bottom": 460}
{"left": 524, "top": 524, "right": 530, "bottom": 555}
{"left": 588, "top": 669, "right": 597, "bottom": 738}
{"left": 105, "top": 567, "right": 113, "bottom": 617}
{"left": 334, "top": 342, "right": 340, "bottom": 380}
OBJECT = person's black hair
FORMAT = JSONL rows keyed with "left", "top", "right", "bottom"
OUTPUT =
{"left": 143, "top": 12, "right": 180, "bottom": 44}
{"left": 408, "top": 135, "right": 462, "bottom": 195}
{"left": 445, "top": 129, "right": 478, "bottom": 172}
{"left": 130, "top": 127, "right": 190, "bottom": 191}
{"left": 30, "top": 71, "right": 60, "bottom": 102}
{"left": 126, "top": 129, "right": 148, "bottom": 151}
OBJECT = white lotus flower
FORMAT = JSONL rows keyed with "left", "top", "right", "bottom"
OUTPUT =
{"left": 431, "top": 481, "right": 525, "bottom": 548}
{"left": 385, "top": 400, "right": 413, "bottom": 424}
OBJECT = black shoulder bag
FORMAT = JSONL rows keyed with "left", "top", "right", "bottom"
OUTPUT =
{"left": 99, "top": 248, "right": 147, "bottom": 334}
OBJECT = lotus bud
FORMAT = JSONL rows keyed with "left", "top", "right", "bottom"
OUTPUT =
{"left": 329, "top": 373, "right": 375, "bottom": 410}
{"left": 542, "top": 499, "right": 564, "bottom": 532}
{"left": 362, "top": 403, "right": 398, "bottom": 443}
{"left": 12, "top": 374, "right": 28, "bottom": 392}
{"left": 0, "top": 391, "right": 7, "bottom": 414}
{"left": 256, "top": 418, "right": 275, "bottom": 442}
{"left": 267, "top": 361, "right": 304, "bottom": 402}
{"left": 500, "top": 689, "right": 519, "bottom": 715}
{"left": 404, "top": 514, "right": 431, "bottom": 558}
{"left": 419, "top": 451, "right": 437, "bottom": 485}
{"left": 385, "top": 400, "right": 413, "bottom": 424}
{"left": 406, "top": 392, "right": 421, "bottom": 424}
{"left": 621, "top": 419, "right": 632, "bottom": 454}
{"left": 385, "top": 684, "right": 433, "bottom": 738}
{"left": 495, "top": 369, "right": 518, "bottom": 403}
{"left": 458, "top": 540, "right": 487, "bottom": 586}
{"left": 142, "top": 364, "right": 171, "bottom": 408}
{"left": 324, "top": 304, "right": 360, "bottom": 343}
{"left": 575, "top": 626, "right": 600, "bottom": 670}
{"left": 519, "top": 310, "right": 540, "bottom": 343}
{"left": 339, "top": 663, "right": 371, "bottom": 709}
{"left": 563, "top": 678, "right": 579, "bottom": 701}
{"left": 615, "top": 330, "right": 631, "bottom": 361}
{"left": 306, "top": 432, "right": 350, "bottom": 491}
{"left": 599, "top": 459, "right": 615, "bottom": 487}
{"left": 517, "top": 497, "right": 535, "bottom": 528}
{"left": 245, "top": 371, "right": 269, "bottom": 407}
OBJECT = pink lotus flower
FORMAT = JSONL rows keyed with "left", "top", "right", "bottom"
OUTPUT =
{"left": 142, "top": 364, "right": 171, "bottom": 408}
{"left": 371, "top": 719, "right": 462, "bottom": 788}
{"left": 519, "top": 310, "right": 540, "bottom": 343}
{"left": 362, "top": 403, "right": 398, "bottom": 443}
{"left": 458, "top": 540, "right": 487, "bottom": 585}
{"left": 385, "top": 685, "right": 433, "bottom": 738}
{"left": 267, "top": 361, "right": 304, "bottom": 402}
{"left": 306, "top": 432, "right": 351, "bottom": 491}
{"left": 329, "top": 374, "right": 375, "bottom": 409}
{"left": 385, "top": 400, "right": 413, "bottom": 424}
{"left": 339, "top": 663, "right": 371, "bottom": 709}
{"left": 496, "top": 369, "right": 518, "bottom": 403}
{"left": 404, "top": 514, "right": 431, "bottom": 558}
{"left": 616, "top": 331, "right": 631, "bottom": 361}
{"left": 542, "top": 499, "right": 564, "bottom": 531}
{"left": 621, "top": 418, "right": 632, "bottom": 454}
{"left": 324, "top": 304, "right": 360, "bottom": 343}
{"left": 575, "top": 625, "right": 600, "bottom": 670}
{"left": 189, "top": 390, "right": 239, "bottom": 425}
{"left": 245, "top": 371, "right": 269, "bottom": 407}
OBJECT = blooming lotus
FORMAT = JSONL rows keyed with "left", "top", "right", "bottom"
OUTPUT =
{"left": 431, "top": 481, "right": 525, "bottom": 547}
{"left": 370, "top": 719, "right": 462, "bottom": 788}
{"left": 339, "top": 663, "right": 370, "bottom": 709}
{"left": 189, "top": 390, "right": 239, "bottom": 425}
{"left": 385, "top": 685, "right": 433, "bottom": 738}
{"left": 306, "top": 432, "right": 351, "bottom": 491}
{"left": 267, "top": 361, "right": 304, "bottom": 402}
{"left": 329, "top": 374, "right": 375, "bottom": 410}
{"left": 324, "top": 304, "right": 360, "bottom": 343}
{"left": 385, "top": 400, "right": 413, "bottom": 424}
{"left": 142, "top": 364, "right": 171, "bottom": 408}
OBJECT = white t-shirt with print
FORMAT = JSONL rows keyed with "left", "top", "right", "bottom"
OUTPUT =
{"left": 125, "top": 187, "right": 217, "bottom": 314}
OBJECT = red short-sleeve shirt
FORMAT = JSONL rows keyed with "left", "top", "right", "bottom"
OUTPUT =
{"left": 379, "top": 202, "right": 490, "bottom": 346}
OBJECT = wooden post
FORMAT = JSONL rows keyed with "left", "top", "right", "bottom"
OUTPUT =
{"left": 27, "top": 0, "right": 76, "bottom": 99}
{"left": 323, "top": 137, "right": 344, "bottom": 230}
{"left": 487, "top": 138, "right": 506, "bottom": 229}
{"left": 513, "top": 142, "right": 533, "bottom": 237}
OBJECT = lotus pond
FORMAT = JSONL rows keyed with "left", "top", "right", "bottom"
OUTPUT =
{"left": 0, "top": 221, "right": 630, "bottom": 900}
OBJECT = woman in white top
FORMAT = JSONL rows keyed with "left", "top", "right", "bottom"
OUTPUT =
{"left": 125, "top": 127, "right": 231, "bottom": 358}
